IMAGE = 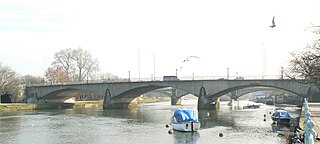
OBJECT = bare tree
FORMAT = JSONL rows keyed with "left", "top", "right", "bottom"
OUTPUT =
{"left": 22, "top": 75, "right": 44, "bottom": 84}
{"left": 0, "top": 63, "right": 20, "bottom": 100}
{"left": 51, "top": 47, "right": 99, "bottom": 82}
{"left": 52, "top": 48, "right": 74, "bottom": 79}
{"left": 288, "top": 26, "right": 320, "bottom": 88}
{"left": 97, "top": 72, "right": 121, "bottom": 82}
{"left": 45, "top": 66, "right": 70, "bottom": 83}
{"left": 72, "top": 48, "right": 99, "bottom": 81}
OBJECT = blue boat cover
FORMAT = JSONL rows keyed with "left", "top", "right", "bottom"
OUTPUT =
{"left": 272, "top": 110, "right": 290, "bottom": 119}
{"left": 174, "top": 109, "right": 199, "bottom": 123}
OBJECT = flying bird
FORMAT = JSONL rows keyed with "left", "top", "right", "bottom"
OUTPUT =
{"left": 269, "top": 16, "right": 276, "bottom": 28}
{"left": 182, "top": 56, "right": 200, "bottom": 63}
{"left": 180, "top": 56, "right": 200, "bottom": 70}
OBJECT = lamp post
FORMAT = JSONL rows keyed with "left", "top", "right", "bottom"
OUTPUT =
{"left": 43, "top": 56, "right": 50, "bottom": 83}
{"left": 138, "top": 49, "right": 141, "bottom": 81}
{"left": 152, "top": 52, "right": 155, "bottom": 81}
{"left": 176, "top": 69, "right": 178, "bottom": 78}
{"left": 128, "top": 71, "right": 131, "bottom": 82}
{"left": 138, "top": 49, "right": 156, "bottom": 81}
{"left": 281, "top": 67, "right": 284, "bottom": 79}
{"left": 227, "top": 67, "right": 229, "bottom": 80}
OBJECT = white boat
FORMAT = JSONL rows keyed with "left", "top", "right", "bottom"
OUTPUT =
{"left": 171, "top": 109, "right": 201, "bottom": 132}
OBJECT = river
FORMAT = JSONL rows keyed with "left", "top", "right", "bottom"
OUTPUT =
{"left": 0, "top": 100, "right": 300, "bottom": 144}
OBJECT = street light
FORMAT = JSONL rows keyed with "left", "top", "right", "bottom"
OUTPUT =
{"left": 227, "top": 67, "right": 229, "bottom": 79}
{"left": 43, "top": 56, "right": 50, "bottom": 83}
{"left": 151, "top": 52, "right": 155, "bottom": 81}
{"left": 138, "top": 49, "right": 141, "bottom": 81}
{"left": 128, "top": 71, "right": 131, "bottom": 82}
{"left": 281, "top": 67, "right": 284, "bottom": 79}
{"left": 138, "top": 49, "right": 156, "bottom": 81}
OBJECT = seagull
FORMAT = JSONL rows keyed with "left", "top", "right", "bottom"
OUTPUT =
{"left": 180, "top": 56, "right": 200, "bottom": 70}
{"left": 269, "top": 16, "right": 276, "bottom": 28}
{"left": 182, "top": 56, "right": 200, "bottom": 63}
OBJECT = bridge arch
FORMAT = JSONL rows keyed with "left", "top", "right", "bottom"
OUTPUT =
{"left": 105, "top": 85, "right": 168, "bottom": 108}
{"left": 306, "top": 85, "right": 320, "bottom": 102}
{"left": 106, "top": 85, "right": 199, "bottom": 108}
{"left": 207, "top": 84, "right": 305, "bottom": 103}
{"left": 39, "top": 88, "right": 99, "bottom": 103}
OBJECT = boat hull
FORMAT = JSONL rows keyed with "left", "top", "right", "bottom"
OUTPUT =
{"left": 172, "top": 122, "right": 201, "bottom": 132}
{"left": 243, "top": 104, "right": 261, "bottom": 109}
{"left": 271, "top": 117, "right": 290, "bottom": 123}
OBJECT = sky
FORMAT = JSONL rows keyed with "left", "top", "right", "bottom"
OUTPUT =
{"left": 0, "top": 0, "right": 320, "bottom": 80}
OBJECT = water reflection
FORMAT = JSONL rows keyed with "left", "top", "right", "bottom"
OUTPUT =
{"left": 173, "top": 131, "right": 200, "bottom": 144}
{"left": 198, "top": 109, "right": 238, "bottom": 129}
{"left": 0, "top": 101, "right": 301, "bottom": 144}
{"left": 271, "top": 123, "right": 290, "bottom": 133}
{"left": 0, "top": 112, "right": 24, "bottom": 142}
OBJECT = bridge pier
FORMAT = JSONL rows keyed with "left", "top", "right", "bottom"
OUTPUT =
{"left": 103, "top": 98, "right": 133, "bottom": 109}
{"left": 198, "top": 86, "right": 211, "bottom": 109}
{"left": 103, "top": 100, "right": 112, "bottom": 109}
{"left": 103, "top": 88, "right": 114, "bottom": 109}
{"left": 198, "top": 95, "right": 210, "bottom": 109}
{"left": 171, "top": 88, "right": 178, "bottom": 105}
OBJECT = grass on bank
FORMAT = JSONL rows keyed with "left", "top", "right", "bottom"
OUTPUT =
{"left": 0, "top": 103, "right": 36, "bottom": 112}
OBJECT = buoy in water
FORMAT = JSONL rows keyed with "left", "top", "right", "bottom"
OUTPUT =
{"left": 165, "top": 124, "right": 169, "bottom": 128}
{"left": 168, "top": 129, "right": 173, "bottom": 134}
{"left": 219, "top": 133, "right": 223, "bottom": 137}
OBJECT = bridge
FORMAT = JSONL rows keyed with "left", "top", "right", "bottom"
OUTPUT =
{"left": 24, "top": 79, "right": 317, "bottom": 109}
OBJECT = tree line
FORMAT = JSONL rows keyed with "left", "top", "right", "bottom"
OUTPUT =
{"left": 0, "top": 47, "right": 123, "bottom": 102}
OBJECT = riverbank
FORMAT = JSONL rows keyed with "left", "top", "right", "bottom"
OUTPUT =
{"left": 0, "top": 98, "right": 172, "bottom": 112}
{"left": 0, "top": 103, "right": 36, "bottom": 112}
{"left": 74, "top": 101, "right": 103, "bottom": 108}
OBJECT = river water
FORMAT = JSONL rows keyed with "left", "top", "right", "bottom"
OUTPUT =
{"left": 0, "top": 100, "right": 300, "bottom": 144}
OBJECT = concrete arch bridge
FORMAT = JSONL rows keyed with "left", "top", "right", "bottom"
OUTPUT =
{"left": 24, "top": 79, "right": 317, "bottom": 109}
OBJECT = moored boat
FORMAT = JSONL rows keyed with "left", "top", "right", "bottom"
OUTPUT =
{"left": 265, "top": 99, "right": 274, "bottom": 105}
{"left": 243, "top": 104, "right": 261, "bottom": 109}
{"left": 171, "top": 109, "right": 201, "bottom": 132}
{"left": 271, "top": 109, "right": 291, "bottom": 123}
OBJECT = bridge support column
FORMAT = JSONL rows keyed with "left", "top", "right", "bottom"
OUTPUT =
{"left": 171, "top": 88, "right": 178, "bottom": 105}
{"left": 198, "top": 86, "right": 210, "bottom": 109}
{"left": 198, "top": 95, "right": 209, "bottom": 109}
{"left": 103, "top": 88, "right": 113, "bottom": 109}
{"left": 230, "top": 91, "right": 239, "bottom": 101}
{"left": 103, "top": 97, "right": 131, "bottom": 109}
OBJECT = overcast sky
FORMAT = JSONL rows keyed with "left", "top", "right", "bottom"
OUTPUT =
{"left": 0, "top": 0, "right": 320, "bottom": 80}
